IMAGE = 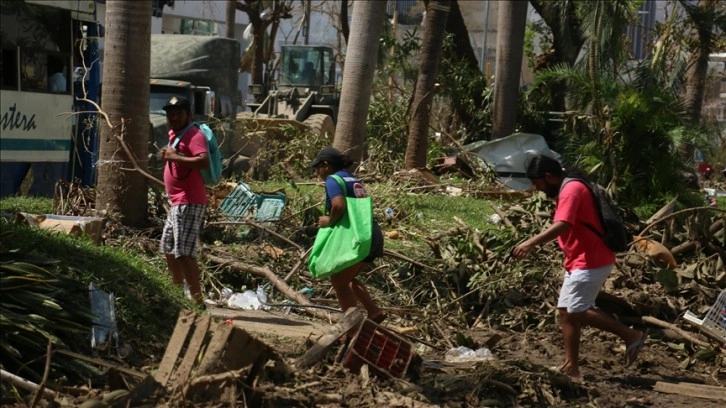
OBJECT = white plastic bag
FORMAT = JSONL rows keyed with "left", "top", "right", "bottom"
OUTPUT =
{"left": 226, "top": 286, "right": 270, "bottom": 310}
{"left": 444, "top": 346, "right": 494, "bottom": 362}
{"left": 227, "top": 290, "right": 261, "bottom": 310}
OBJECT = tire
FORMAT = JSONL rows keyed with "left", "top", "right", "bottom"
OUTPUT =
{"left": 303, "top": 114, "right": 335, "bottom": 138}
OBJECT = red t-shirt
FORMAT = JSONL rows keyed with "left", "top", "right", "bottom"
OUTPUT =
{"left": 163, "top": 126, "right": 208, "bottom": 205}
{"left": 554, "top": 180, "right": 615, "bottom": 271}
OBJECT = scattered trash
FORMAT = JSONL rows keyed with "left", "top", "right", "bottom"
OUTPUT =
{"left": 385, "top": 207, "right": 394, "bottom": 220}
{"left": 226, "top": 286, "right": 270, "bottom": 310}
{"left": 444, "top": 346, "right": 494, "bottom": 362}
{"left": 14, "top": 213, "right": 105, "bottom": 243}
{"left": 463, "top": 132, "right": 560, "bottom": 190}
{"left": 221, "top": 287, "right": 234, "bottom": 300}
{"left": 343, "top": 318, "right": 416, "bottom": 378}
{"left": 446, "top": 186, "right": 463, "bottom": 196}
{"left": 488, "top": 214, "right": 502, "bottom": 224}
{"left": 298, "top": 287, "right": 314, "bottom": 296}
{"left": 89, "top": 283, "right": 120, "bottom": 352}
{"left": 682, "top": 290, "right": 726, "bottom": 342}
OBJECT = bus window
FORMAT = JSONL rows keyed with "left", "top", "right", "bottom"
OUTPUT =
{"left": 1, "top": 48, "right": 18, "bottom": 90}
{"left": 20, "top": 50, "right": 48, "bottom": 92}
{"left": 47, "top": 55, "right": 68, "bottom": 93}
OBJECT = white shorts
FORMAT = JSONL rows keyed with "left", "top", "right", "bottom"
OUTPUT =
{"left": 557, "top": 264, "right": 614, "bottom": 313}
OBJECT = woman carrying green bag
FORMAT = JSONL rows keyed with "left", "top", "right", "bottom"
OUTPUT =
{"left": 309, "top": 147, "right": 387, "bottom": 324}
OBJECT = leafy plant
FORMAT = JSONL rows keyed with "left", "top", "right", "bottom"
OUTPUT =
{"left": 1, "top": 250, "right": 99, "bottom": 382}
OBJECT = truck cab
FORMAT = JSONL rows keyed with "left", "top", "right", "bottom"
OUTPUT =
{"left": 148, "top": 80, "right": 217, "bottom": 176}
{"left": 147, "top": 35, "right": 241, "bottom": 178}
{"left": 246, "top": 45, "right": 339, "bottom": 123}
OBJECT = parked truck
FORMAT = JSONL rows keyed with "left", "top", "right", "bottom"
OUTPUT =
{"left": 147, "top": 34, "right": 242, "bottom": 178}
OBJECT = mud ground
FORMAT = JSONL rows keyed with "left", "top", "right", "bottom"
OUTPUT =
{"left": 203, "top": 306, "right": 724, "bottom": 407}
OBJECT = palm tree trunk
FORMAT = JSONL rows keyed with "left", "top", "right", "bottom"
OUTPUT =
{"left": 405, "top": 1, "right": 450, "bottom": 169}
{"left": 684, "top": 0, "right": 716, "bottom": 123}
{"left": 96, "top": 0, "right": 152, "bottom": 227}
{"left": 491, "top": 0, "right": 527, "bottom": 139}
{"left": 334, "top": 0, "right": 387, "bottom": 163}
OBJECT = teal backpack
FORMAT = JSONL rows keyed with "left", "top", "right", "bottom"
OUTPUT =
{"left": 170, "top": 123, "right": 222, "bottom": 186}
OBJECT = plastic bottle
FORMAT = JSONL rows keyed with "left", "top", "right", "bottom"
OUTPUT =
{"left": 298, "top": 287, "right": 314, "bottom": 296}
{"left": 221, "top": 287, "right": 233, "bottom": 301}
{"left": 385, "top": 207, "right": 394, "bottom": 219}
{"left": 256, "top": 286, "right": 270, "bottom": 310}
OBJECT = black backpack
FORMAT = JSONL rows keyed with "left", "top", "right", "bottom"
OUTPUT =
{"left": 562, "top": 178, "right": 632, "bottom": 253}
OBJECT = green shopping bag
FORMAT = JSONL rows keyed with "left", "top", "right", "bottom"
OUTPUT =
{"left": 308, "top": 175, "right": 373, "bottom": 279}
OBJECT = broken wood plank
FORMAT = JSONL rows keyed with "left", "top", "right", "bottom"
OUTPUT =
{"left": 222, "top": 327, "right": 270, "bottom": 369}
{"left": 653, "top": 381, "right": 726, "bottom": 401}
{"left": 295, "top": 307, "right": 365, "bottom": 369}
{"left": 195, "top": 322, "right": 234, "bottom": 375}
{"left": 154, "top": 309, "right": 195, "bottom": 387}
{"left": 169, "top": 313, "right": 211, "bottom": 391}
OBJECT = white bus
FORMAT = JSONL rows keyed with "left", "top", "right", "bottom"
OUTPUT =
{"left": 1, "top": 0, "right": 100, "bottom": 197}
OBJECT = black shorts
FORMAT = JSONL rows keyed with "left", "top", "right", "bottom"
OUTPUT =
{"left": 363, "top": 222, "right": 384, "bottom": 263}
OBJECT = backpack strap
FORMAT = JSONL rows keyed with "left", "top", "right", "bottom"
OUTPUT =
{"left": 325, "top": 174, "right": 348, "bottom": 215}
{"left": 170, "top": 122, "right": 196, "bottom": 149}
{"left": 167, "top": 122, "right": 197, "bottom": 181}
{"left": 560, "top": 177, "right": 605, "bottom": 240}
{"left": 330, "top": 174, "right": 348, "bottom": 195}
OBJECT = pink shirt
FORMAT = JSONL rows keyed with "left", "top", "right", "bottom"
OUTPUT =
{"left": 554, "top": 180, "right": 615, "bottom": 271}
{"left": 163, "top": 125, "right": 208, "bottom": 205}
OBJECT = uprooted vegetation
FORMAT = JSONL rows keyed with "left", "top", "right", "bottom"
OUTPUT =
{"left": 1, "top": 165, "right": 725, "bottom": 406}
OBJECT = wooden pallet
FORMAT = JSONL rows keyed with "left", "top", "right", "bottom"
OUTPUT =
{"left": 153, "top": 309, "right": 291, "bottom": 405}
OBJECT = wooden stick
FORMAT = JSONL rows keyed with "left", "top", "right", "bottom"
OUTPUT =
{"left": 383, "top": 249, "right": 439, "bottom": 272}
{"left": 54, "top": 349, "right": 147, "bottom": 379}
{"left": 188, "top": 367, "right": 246, "bottom": 387}
{"left": 0, "top": 369, "right": 58, "bottom": 399}
{"left": 641, "top": 316, "right": 721, "bottom": 349}
{"left": 638, "top": 207, "right": 725, "bottom": 237}
{"left": 207, "top": 220, "right": 303, "bottom": 251}
{"left": 114, "top": 134, "right": 165, "bottom": 188}
{"left": 29, "top": 339, "right": 54, "bottom": 408}
{"left": 284, "top": 247, "right": 313, "bottom": 281}
{"left": 490, "top": 204, "right": 515, "bottom": 230}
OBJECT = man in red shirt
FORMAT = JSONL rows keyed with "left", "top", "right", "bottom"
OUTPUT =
{"left": 159, "top": 96, "right": 209, "bottom": 305}
{"left": 513, "top": 155, "right": 646, "bottom": 378}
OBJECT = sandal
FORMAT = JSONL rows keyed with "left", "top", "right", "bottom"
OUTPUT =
{"left": 625, "top": 330, "right": 647, "bottom": 368}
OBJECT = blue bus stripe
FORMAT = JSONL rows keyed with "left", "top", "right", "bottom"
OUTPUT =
{"left": 0, "top": 139, "right": 71, "bottom": 151}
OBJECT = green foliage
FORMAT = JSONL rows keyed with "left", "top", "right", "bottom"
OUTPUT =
{"left": 0, "top": 254, "right": 100, "bottom": 383}
{"left": 366, "top": 25, "right": 421, "bottom": 175}
{"left": 0, "top": 218, "right": 186, "bottom": 383}
{"left": 0, "top": 195, "right": 53, "bottom": 215}
{"left": 533, "top": 54, "right": 709, "bottom": 209}
{"left": 524, "top": 20, "right": 552, "bottom": 71}
{"left": 243, "top": 124, "right": 331, "bottom": 182}
{"left": 438, "top": 34, "right": 493, "bottom": 144}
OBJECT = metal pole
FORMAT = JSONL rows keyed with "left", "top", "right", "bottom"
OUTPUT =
{"left": 304, "top": 0, "right": 311, "bottom": 45}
